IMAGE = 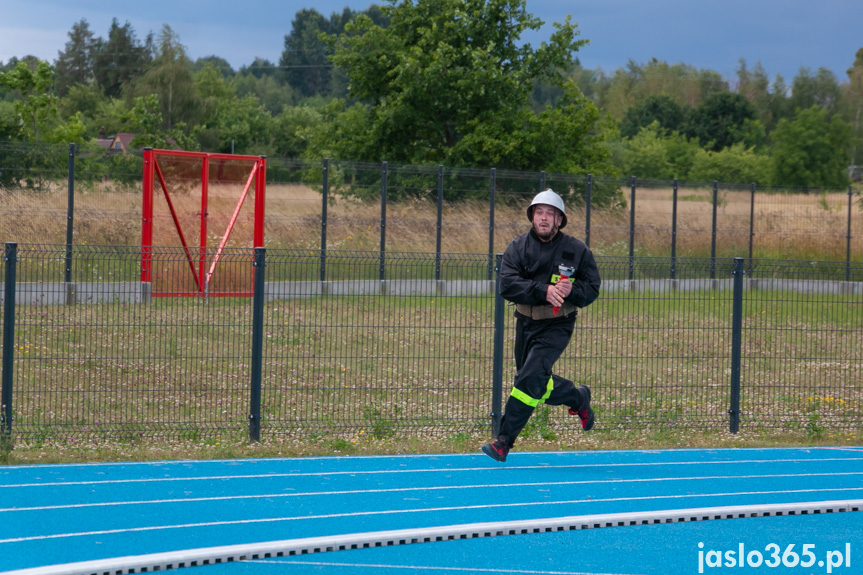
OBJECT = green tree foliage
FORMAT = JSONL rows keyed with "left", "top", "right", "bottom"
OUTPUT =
{"left": 616, "top": 122, "right": 700, "bottom": 180}
{"left": 0, "top": 101, "right": 18, "bottom": 140}
{"left": 91, "top": 19, "right": 153, "bottom": 98}
{"left": 130, "top": 25, "right": 200, "bottom": 131}
{"left": 280, "top": 9, "right": 333, "bottom": 98}
{"left": 841, "top": 48, "right": 863, "bottom": 167}
{"left": 205, "top": 95, "right": 273, "bottom": 155}
{"left": 57, "top": 82, "right": 104, "bottom": 130}
{"left": 239, "top": 57, "right": 278, "bottom": 79}
{"left": 313, "top": 0, "right": 610, "bottom": 179}
{"left": 594, "top": 59, "right": 726, "bottom": 120}
{"left": 122, "top": 94, "right": 200, "bottom": 151}
{"left": 0, "top": 60, "right": 58, "bottom": 141}
{"left": 233, "top": 71, "right": 295, "bottom": 114}
{"left": 54, "top": 19, "right": 96, "bottom": 96}
{"left": 193, "top": 56, "right": 235, "bottom": 76}
{"left": 619, "top": 95, "right": 686, "bottom": 139}
{"left": 734, "top": 59, "right": 788, "bottom": 133}
{"left": 193, "top": 64, "right": 236, "bottom": 150}
{"left": 770, "top": 106, "right": 852, "bottom": 188}
{"left": 790, "top": 66, "right": 841, "bottom": 115}
{"left": 687, "top": 143, "right": 770, "bottom": 184}
{"left": 685, "top": 92, "right": 757, "bottom": 151}
{"left": 273, "top": 106, "right": 322, "bottom": 157}
{"left": 280, "top": 6, "right": 388, "bottom": 100}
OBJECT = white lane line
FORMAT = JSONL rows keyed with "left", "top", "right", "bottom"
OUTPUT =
{"left": 2, "top": 457, "right": 862, "bottom": 488}
{"left": 246, "top": 559, "right": 641, "bottom": 575}
{"left": 3, "top": 500, "right": 859, "bottom": 575}
{"left": 3, "top": 471, "right": 863, "bottom": 513}
{"left": 2, "top": 486, "right": 862, "bottom": 544}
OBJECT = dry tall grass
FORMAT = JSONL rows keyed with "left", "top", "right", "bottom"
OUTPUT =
{"left": 1, "top": 183, "right": 861, "bottom": 260}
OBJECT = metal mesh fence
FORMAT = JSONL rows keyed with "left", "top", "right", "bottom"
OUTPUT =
{"left": 739, "top": 259, "right": 863, "bottom": 432}
{"left": 5, "top": 245, "right": 253, "bottom": 443}
{"left": 1, "top": 244, "right": 861, "bottom": 444}
{"left": 3, "top": 144, "right": 861, "bottom": 263}
{"left": 259, "top": 250, "right": 496, "bottom": 439}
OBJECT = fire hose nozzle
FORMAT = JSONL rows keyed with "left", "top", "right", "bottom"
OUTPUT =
{"left": 553, "top": 265, "right": 576, "bottom": 316}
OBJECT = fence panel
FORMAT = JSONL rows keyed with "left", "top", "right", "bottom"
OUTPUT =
{"left": 259, "top": 250, "right": 496, "bottom": 439}
{"left": 2, "top": 244, "right": 862, "bottom": 443}
{"left": 739, "top": 259, "right": 863, "bottom": 433}
{"left": 8, "top": 245, "right": 254, "bottom": 443}
{"left": 550, "top": 257, "right": 738, "bottom": 435}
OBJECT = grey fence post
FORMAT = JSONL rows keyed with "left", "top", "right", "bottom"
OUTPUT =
{"left": 748, "top": 183, "right": 756, "bottom": 277}
{"left": 488, "top": 168, "right": 496, "bottom": 280}
{"left": 710, "top": 181, "right": 718, "bottom": 279}
{"left": 628, "top": 176, "right": 636, "bottom": 281}
{"left": 729, "top": 257, "right": 744, "bottom": 434}
{"left": 2, "top": 242, "right": 18, "bottom": 441}
{"left": 671, "top": 178, "right": 678, "bottom": 279}
{"left": 847, "top": 185, "right": 853, "bottom": 282}
{"left": 491, "top": 254, "right": 505, "bottom": 437}
{"left": 380, "top": 161, "right": 387, "bottom": 281}
{"left": 320, "top": 158, "right": 328, "bottom": 283}
{"left": 585, "top": 174, "right": 592, "bottom": 248}
{"left": 64, "top": 143, "right": 75, "bottom": 283}
{"left": 435, "top": 165, "right": 443, "bottom": 281}
{"left": 540, "top": 171, "right": 546, "bottom": 192}
{"left": 249, "top": 247, "right": 266, "bottom": 442}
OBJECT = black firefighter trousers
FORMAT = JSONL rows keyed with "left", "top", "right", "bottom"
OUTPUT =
{"left": 497, "top": 311, "right": 588, "bottom": 448}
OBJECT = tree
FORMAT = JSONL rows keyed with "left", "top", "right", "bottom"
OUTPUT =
{"left": 57, "top": 82, "right": 105, "bottom": 135}
{"left": 280, "top": 9, "right": 332, "bottom": 98}
{"left": 615, "top": 122, "right": 700, "bottom": 180}
{"left": 790, "top": 67, "right": 841, "bottom": 115}
{"left": 618, "top": 122, "right": 673, "bottom": 179}
{"left": 687, "top": 143, "right": 770, "bottom": 184}
{"left": 273, "top": 105, "right": 322, "bottom": 157}
{"left": 0, "top": 60, "right": 57, "bottom": 141}
{"left": 54, "top": 19, "right": 96, "bottom": 96}
{"left": 131, "top": 25, "right": 200, "bottom": 131}
{"left": 770, "top": 105, "right": 851, "bottom": 188}
{"left": 233, "top": 72, "right": 295, "bottom": 115}
{"left": 203, "top": 95, "right": 273, "bottom": 154}
{"left": 280, "top": 7, "right": 388, "bottom": 99}
{"left": 593, "top": 59, "right": 726, "bottom": 120}
{"left": 841, "top": 48, "right": 863, "bottom": 167}
{"left": 619, "top": 95, "right": 686, "bottom": 139}
{"left": 685, "top": 92, "right": 757, "bottom": 151}
{"left": 0, "top": 55, "right": 42, "bottom": 76}
{"left": 239, "top": 57, "right": 278, "bottom": 79}
{"left": 91, "top": 19, "right": 153, "bottom": 98}
{"left": 0, "top": 101, "right": 18, "bottom": 140}
{"left": 735, "top": 59, "right": 786, "bottom": 133}
{"left": 312, "top": 0, "right": 610, "bottom": 177}
{"left": 122, "top": 94, "right": 200, "bottom": 151}
{"left": 193, "top": 56, "right": 234, "bottom": 76}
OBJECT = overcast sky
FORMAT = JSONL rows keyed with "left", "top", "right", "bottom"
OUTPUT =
{"left": 1, "top": 0, "right": 861, "bottom": 83}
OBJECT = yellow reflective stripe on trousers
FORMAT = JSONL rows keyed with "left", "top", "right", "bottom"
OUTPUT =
{"left": 510, "top": 377, "right": 554, "bottom": 407}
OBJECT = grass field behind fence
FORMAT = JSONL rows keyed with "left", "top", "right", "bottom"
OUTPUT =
{"left": 1, "top": 183, "right": 861, "bottom": 261}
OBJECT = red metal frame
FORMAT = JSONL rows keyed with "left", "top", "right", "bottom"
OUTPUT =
{"left": 141, "top": 148, "right": 267, "bottom": 296}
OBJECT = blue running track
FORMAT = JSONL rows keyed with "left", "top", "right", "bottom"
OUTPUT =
{"left": 1, "top": 447, "right": 861, "bottom": 574}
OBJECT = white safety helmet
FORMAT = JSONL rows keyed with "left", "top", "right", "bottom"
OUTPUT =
{"left": 527, "top": 189, "right": 567, "bottom": 229}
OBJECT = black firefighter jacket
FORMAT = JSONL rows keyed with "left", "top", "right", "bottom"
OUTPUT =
{"left": 499, "top": 228, "right": 601, "bottom": 310}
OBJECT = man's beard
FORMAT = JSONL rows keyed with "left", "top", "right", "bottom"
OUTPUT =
{"left": 533, "top": 224, "right": 558, "bottom": 242}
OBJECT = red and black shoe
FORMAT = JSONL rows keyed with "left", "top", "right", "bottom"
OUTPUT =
{"left": 481, "top": 437, "right": 510, "bottom": 462}
{"left": 569, "top": 384, "right": 595, "bottom": 431}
